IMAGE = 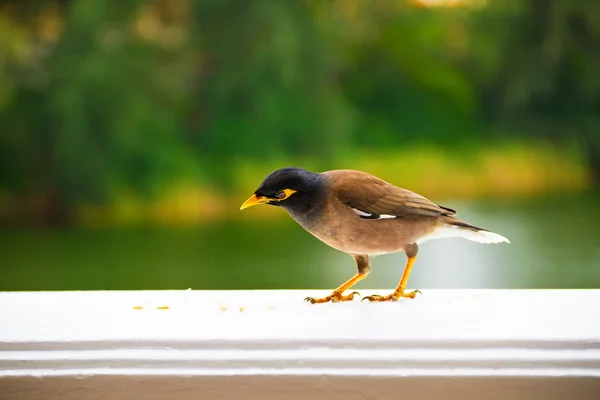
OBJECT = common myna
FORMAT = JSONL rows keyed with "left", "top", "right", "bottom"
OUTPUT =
{"left": 240, "top": 167, "right": 509, "bottom": 303}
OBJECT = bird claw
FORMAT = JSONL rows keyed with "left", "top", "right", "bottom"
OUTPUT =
{"left": 361, "top": 294, "right": 395, "bottom": 302}
{"left": 362, "top": 290, "right": 422, "bottom": 302}
{"left": 331, "top": 291, "right": 360, "bottom": 302}
{"left": 304, "top": 291, "right": 361, "bottom": 304}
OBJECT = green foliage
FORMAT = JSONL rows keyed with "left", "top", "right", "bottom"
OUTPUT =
{"left": 0, "top": 0, "right": 599, "bottom": 223}
{"left": 343, "top": 7, "right": 478, "bottom": 146}
{"left": 192, "top": 0, "right": 354, "bottom": 171}
{"left": 470, "top": 0, "right": 600, "bottom": 128}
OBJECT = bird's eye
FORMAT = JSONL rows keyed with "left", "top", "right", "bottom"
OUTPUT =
{"left": 274, "top": 191, "right": 287, "bottom": 199}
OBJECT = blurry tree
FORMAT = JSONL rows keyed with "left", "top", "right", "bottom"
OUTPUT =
{"left": 340, "top": 3, "right": 479, "bottom": 147}
{"left": 190, "top": 0, "right": 354, "bottom": 183}
{"left": 470, "top": 0, "right": 600, "bottom": 181}
{"left": 0, "top": 0, "right": 598, "bottom": 225}
{"left": 0, "top": 0, "right": 196, "bottom": 223}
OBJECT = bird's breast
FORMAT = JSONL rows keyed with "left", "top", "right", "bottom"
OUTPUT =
{"left": 287, "top": 202, "right": 436, "bottom": 256}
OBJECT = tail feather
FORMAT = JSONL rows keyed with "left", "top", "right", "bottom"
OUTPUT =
{"left": 454, "top": 228, "right": 511, "bottom": 244}
{"left": 444, "top": 217, "right": 510, "bottom": 244}
{"left": 416, "top": 217, "right": 510, "bottom": 245}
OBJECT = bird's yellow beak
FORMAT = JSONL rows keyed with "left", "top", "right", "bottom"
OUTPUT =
{"left": 240, "top": 194, "right": 269, "bottom": 210}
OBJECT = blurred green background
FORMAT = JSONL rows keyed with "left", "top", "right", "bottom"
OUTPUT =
{"left": 1, "top": 0, "right": 599, "bottom": 291}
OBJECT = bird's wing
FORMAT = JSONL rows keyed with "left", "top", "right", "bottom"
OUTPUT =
{"left": 327, "top": 170, "right": 456, "bottom": 219}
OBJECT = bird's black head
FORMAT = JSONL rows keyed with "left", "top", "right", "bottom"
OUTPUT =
{"left": 240, "top": 167, "right": 324, "bottom": 212}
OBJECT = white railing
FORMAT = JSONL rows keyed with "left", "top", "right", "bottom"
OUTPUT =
{"left": 1, "top": 289, "right": 600, "bottom": 399}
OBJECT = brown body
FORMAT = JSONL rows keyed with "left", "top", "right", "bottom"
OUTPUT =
{"left": 287, "top": 170, "right": 441, "bottom": 256}
{"left": 240, "top": 167, "right": 509, "bottom": 303}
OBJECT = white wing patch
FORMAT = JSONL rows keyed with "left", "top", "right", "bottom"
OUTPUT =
{"left": 352, "top": 208, "right": 396, "bottom": 220}
{"left": 352, "top": 208, "right": 371, "bottom": 217}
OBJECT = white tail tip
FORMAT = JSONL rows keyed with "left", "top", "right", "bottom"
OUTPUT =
{"left": 464, "top": 230, "right": 511, "bottom": 244}
{"left": 416, "top": 225, "right": 511, "bottom": 245}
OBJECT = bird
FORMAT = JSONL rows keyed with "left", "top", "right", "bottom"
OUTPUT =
{"left": 240, "top": 167, "right": 510, "bottom": 304}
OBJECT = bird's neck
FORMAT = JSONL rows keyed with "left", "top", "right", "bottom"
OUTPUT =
{"left": 282, "top": 180, "right": 328, "bottom": 231}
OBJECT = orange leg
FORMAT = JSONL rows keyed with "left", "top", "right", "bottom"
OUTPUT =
{"left": 363, "top": 252, "right": 421, "bottom": 302}
{"left": 305, "top": 255, "right": 370, "bottom": 304}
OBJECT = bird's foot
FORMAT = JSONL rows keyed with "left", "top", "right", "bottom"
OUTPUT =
{"left": 361, "top": 289, "right": 421, "bottom": 302}
{"left": 304, "top": 291, "right": 361, "bottom": 304}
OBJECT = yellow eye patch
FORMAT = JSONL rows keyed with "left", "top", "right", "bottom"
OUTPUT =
{"left": 274, "top": 188, "right": 296, "bottom": 201}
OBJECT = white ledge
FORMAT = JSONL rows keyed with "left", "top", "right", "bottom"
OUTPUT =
{"left": 1, "top": 289, "right": 600, "bottom": 399}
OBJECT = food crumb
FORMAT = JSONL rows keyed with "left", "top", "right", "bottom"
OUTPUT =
{"left": 239, "top": 307, "right": 244, "bottom": 312}
{"left": 133, "top": 306, "right": 144, "bottom": 310}
{"left": 219, "top": 306, "right": 227, "bottom": 312}
{"left": 157, "top": 306, "right": 170, "bottom": 310}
